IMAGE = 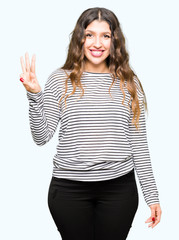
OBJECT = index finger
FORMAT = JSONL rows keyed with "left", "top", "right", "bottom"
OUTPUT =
{"left": 20, "top": 56, "right": 26, "bottom": 73}
{"left": 151, "top": 217, "right": 160, "bottom": 228}
{"left": 30, "top": 54, "right": 36, "bottom": 74}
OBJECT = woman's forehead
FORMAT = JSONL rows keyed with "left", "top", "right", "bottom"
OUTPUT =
{"left": 85, "top": 20, "right": 111, "bottom": 32}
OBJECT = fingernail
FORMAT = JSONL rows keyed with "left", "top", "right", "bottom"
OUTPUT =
{"left": 20, "top": 78, "right": 24, "bottom": 82}
{"left": 152, "top": 217, "right": 155, "bottom": 222}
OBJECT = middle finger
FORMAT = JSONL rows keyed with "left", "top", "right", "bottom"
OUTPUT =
{"left": 25, "top": 52, "right": 30, "bottom": 72}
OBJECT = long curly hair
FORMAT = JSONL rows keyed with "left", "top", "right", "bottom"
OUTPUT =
{"left": 60, "top": 7, "right": 148, "bottom": 130}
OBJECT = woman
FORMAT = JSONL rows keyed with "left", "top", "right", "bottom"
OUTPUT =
{"left": 19, "top": 7, "right": 162, "bottom": 240}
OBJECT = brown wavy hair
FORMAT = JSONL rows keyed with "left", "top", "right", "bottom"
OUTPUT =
{"left": 60, "top": 7, "right": 148, "bottom": 130}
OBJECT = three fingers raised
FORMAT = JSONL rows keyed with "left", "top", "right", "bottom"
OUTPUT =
{"left": 19, "top": 52, "right": 41, "bottom": 93}
{"left": 20, "top": 52, "right": 36, "bottom": 74}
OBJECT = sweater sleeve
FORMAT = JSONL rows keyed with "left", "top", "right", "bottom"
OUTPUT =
{"left": 26, "top": 74, "right": 61, "bottom": 146}
{"left": 128, "top": 78, "right": 160, "bottom": 206}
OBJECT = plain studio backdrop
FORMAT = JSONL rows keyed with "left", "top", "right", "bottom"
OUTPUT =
{"left": 0, "top": 0, "right": 178, "bottom": 239}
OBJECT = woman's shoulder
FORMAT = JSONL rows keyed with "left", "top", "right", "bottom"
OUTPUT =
{"left": 45, "top": 68, "right": 71, "bottom": 88}
{"left": 47, "top": 68, "right": 70, "bottom": 80}
{"left": 133, "top": 75, "right": 144, "bottom": 98}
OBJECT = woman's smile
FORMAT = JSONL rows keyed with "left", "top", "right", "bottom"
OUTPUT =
{"left": 89, "top": 49, "right": 105, "bottom": 57}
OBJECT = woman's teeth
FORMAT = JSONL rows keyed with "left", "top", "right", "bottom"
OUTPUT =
{"left": 90, "top": 50, "right": 104, "bottom": 57}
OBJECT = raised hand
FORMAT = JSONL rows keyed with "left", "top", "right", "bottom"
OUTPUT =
{"left": 20, "top": 52, "right": 41, "bottom": 93}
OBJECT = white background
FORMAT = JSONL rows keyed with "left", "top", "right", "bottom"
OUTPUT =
{"left": 1, "top": 0, "right": 179, "bottom": 239}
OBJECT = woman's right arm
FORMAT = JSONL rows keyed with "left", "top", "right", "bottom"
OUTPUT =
{"left": 20, "top": 52, "right": 61, "bottom": 145}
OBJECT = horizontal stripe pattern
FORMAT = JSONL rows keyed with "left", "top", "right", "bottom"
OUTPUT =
{"left": 27, "top": 68, "right": 159, "bottom": 206}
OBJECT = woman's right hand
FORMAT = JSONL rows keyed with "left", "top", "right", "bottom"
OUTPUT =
{"left": 20, "top": 52, "right": 41, "bottom": 93}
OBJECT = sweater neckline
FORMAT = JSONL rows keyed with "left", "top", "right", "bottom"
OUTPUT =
{"left": 82, "top": 71, "right": 112, "bottom": 75}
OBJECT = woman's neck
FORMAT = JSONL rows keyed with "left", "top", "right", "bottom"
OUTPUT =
{"left": 83, "top": 62, "right": 110, "bottom": 73}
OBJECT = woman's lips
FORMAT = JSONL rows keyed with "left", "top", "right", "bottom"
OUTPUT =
{"left": 89, "top": 49, "right": 104, "bottom": 57}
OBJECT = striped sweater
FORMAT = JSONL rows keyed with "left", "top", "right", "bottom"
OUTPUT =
{"left": 27, "top": 68, "right": 159, "bottom": 206}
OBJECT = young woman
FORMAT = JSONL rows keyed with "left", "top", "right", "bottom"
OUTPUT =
{"left": 19, "top": 7, "right": 162, "bottom": 240}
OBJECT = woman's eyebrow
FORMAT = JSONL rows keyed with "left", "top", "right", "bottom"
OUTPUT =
{"left": 85, "top": 30, "right": 111, "bottom": 34}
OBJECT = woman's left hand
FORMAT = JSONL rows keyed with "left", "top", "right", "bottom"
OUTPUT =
{"left": 145, "top": 203, "right": 162, "bottom": 228}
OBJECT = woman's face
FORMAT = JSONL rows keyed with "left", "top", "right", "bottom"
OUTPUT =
{"left": 83, "top": 20, "right": 111, "bottom": 72}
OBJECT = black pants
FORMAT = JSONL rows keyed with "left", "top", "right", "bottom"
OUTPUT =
{"left": 48, "top": 169, "right": 139, "bottom": 240}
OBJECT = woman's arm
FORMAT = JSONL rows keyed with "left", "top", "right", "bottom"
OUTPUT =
{"left": 20, "top": 52, "right": 61, "bottom": 146}
{"left": 128, "top": 92, "right": 159, "bottom": 206}
{"left": 26, "top": 80, "right": 61, "bottom": 145}
{"left": 128, "top": 78, "right": 162, "bottom": 227}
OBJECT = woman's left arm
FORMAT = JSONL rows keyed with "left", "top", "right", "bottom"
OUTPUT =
{"left": 128, "top": 78, "right": 162, "bottom": 228}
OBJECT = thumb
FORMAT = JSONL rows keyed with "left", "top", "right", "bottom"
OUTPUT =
{"left": 145, "top": 207, "right": 156, "bottom": 223}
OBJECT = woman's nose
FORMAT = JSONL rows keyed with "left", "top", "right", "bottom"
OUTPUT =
{"left": 93, "top": 36, "right": 102, "bottom": 48}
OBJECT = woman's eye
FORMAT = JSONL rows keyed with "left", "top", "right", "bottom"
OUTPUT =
{"left": 86, "top": 33, "right": 93, "bottom": 37}
{"left": 85, "top": 33, "right": 110, "bottom": 38}
{"left": 104, "top": 35, "right": 110, "bottom": 38}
